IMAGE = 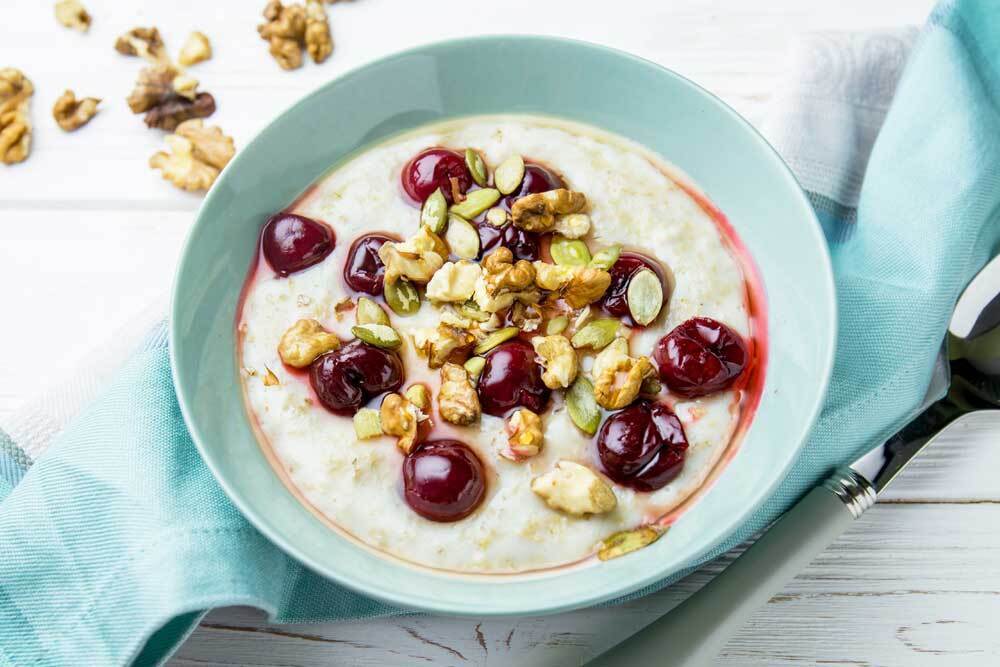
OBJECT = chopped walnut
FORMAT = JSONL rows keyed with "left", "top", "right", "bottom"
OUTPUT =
{"left": 473, "top": 247, "right": 539, "bottom": 313}
{"left": 380, "top": 393, "right": 422, "bottom": 454}
{"left": 533, "top": 262, "right": 611, "bottom": 309}
{"left": 592, "top": 338, "right": 656, "bottom": 409}
{"left": 115, "top": 27, "right": 168, "bottom": 64}
{"left": 178, "top": 32, "right": 213, "bottom": 67}
{"left": 258, "top": 1, "right": 308, "bottom": 70}
{"left": 504, "top": 408, "right": 544, "bottom": 460}
{"left": 171, "top": 73, "right": 199, "bottom": 101}
{"left": 126, "top": 64, "right": 216, "bottom": 130}
{"left": 149, "top": 120, "right": 235, "bottom": 192}
{"left": 531, "top": 335, "right": 578, "bottom": 389}
{"left": 52, "top": 90, "right": 100, "bottom": 131}
{"left": 531, "top": 461, "right": 617, "bottom": 516}
{"left": 305, "top": 0, "right": 333, "bottom": 63}
{"left": 378, "top": 227, "right": 447, "bottom": 287}
{"left": 126, "top": 65, "right": 177, "bottom": 113}
{"left": 511, "top": 189, "right": 587, "bottom": 232}
{"left": 0, "top": 69, "right": 33, "bottom": 165}
{"left": 411, "top": 325, "right": 474, "bottom": 369}
{"left": 425, "top": 261, "right": 482, "bottom": 303}
{"left": 278, "top": 318, "right": 340, "bottom": 367}
{"left": 404, "top": 384, "right": 431, "bottom": 411}
{"left": 438, "top": 363, "right": 481, "bottom": 426}
{"left": 554, "top": 213, "right": 592, "bottom": 239}
{"left": 55, "top": 0, "right": 91, "bottom": 32}
{"left": 510, "top": 302, "right": 543, "bottom": 332}
{"left": 143, "top": 92, "right": 216, "bottom": 131}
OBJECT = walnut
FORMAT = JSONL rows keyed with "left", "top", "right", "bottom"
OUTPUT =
{"left": 171, "top": 73, "right": 199, "bottom": 101}
{"left": 510, "top": 302, "right": 542, "bottom": 332}
{"left": 143, "top": 92, "right": 216, "bottom": 131}
{"left": 592, "top": 338, "right": 656, "bottom": 409}
{"left": 378, "top": 227, "right": 447, "bottom": 287}
{"left": 0, "top": 68, "right": 33, "bottom": 165}
{"left": 52, "top": 90, "right": 100, "bottom": 131}
{"left": 55, "top": 0, "right": 91, "bottom": 32}
{"left": 533, "top": 262, "right": 611, "bottom": 309}
{"left": 531, "top": 335, "right": 578, "bottom": 389}
{"left": 511, "top": 189, "right": 586, "bottom": 232}
{"left": 553, "top": 213, "right": 592, "bottom": 239}
{"left": 178, "top": 32, "right": 213, "bottom": 67}
{"left": 438, "top": 363, "right": 481, "bottom": 425}
{"left": 126, "top": 65, "right": 177, "bottom": 113}
{"left": 473, "top": 247, "right": 538, "bottom": 313}
{"left": 504, "top": 408, "right": 543, "bottom": 460}
{"left": 278, "top": 318, "right": 340, "bottom": 367}
{"left": 126, "top": 64, "right": 216, "bottom": 130}
{"left": 411, "top": 325, "right": 474, "bottom": 369}
{"left": 380, "top": 393, "right": 422, "bottom": 454}
{"left": 305, "top": 0, "right": 333, "bottom": 63}
{"left": 531, "top": 461, "right": 617, "bottom": 516}
{"left": 149, "top": 120, "right": 235, "bottom": 192}
{"left": 259, "top": 1, "right": 308, "bottom": 70}
{"left": 425, "top": 261, "right": 481, "bottom": 303}
{"left": 115, "top": 27, "right": 168, "bottom": 64}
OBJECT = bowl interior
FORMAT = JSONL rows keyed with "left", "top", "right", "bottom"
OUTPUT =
{"left": 171, "top": 36, "right": 834, "bottom": 615}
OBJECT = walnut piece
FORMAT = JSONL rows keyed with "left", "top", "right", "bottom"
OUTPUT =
{"left": 504, "top": 408, "right": 544, "bottom": 460}
{"left": 531, "top": 335, "right": 578, "bottom": 389}
{"left": 531, "top": 461, "right": 617, "bottom": 516}
{"left": 411, "top": 325, "right": 474, "bottom": 369}
{"left": 171, "top": 73, "right": 199, "bottom": 101}
{"left": 533, "top": 262, "right": 611, "bottom": 309}
{"left": 592, "top": 338, "right": 656, "bottom": 409}
{"left": 438, "top": 363, "right": 481, "bottom": 425}
{"left": 511, "top": 189, "right": 587, "bottom": 232}
{"left": 126, "top": 64, "right": 177, "bottom": 113}
{"left": 55, "top": 0, "right": 91, "bottom": 32}
{"left": 52, "top": 90, "right": 100, "bottom": 131}
{"left": 278, "top": 318, "right": 340, "bottom": 367}
{"left": 380, "top": 393, "right": 422, "bottom": 454}
{"left": 554, "top": 213, "right": 591, "bottom": 239}
{"left": 126, "top": 64, "right": 216, "bottom": 130}
{"left": 378, "top": 227, "right": 447, "bottom": 287}
{"left": 259, "top": 1, "right": 308, "bottom": 70}
{"left": 473, "top": 247, "right": 539, "bottom": 313}
{"left": 425, "top": 261, "right": 482, "bottom": 303}
{"left": 143, "top": 92, "right": 216, "bottom": 131}
{"left": 115, "top": 27, "right": 168, "bottom": 64}
{"left": 0, "top": 68, "right": 33, "bottom": 165}
{"left": 305, "top": 0, "right": 333, "bottom": 63}
{"left": 149, "top": 120, "right": 235, "bottom": 192}
{"left": 178, "top": 32, "right": 213, "bottom": 67}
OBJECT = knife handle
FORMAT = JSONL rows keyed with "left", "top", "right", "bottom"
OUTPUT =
{"left": 585, "top": 468, "right": 876, "bottom": 667}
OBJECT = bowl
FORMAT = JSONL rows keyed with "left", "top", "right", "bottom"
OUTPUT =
{"left": 170, "top": 36, "right": 835, "bottom": 615}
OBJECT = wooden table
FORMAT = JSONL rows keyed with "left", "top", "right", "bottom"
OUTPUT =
{"left": 5, "top": 0, "right": 999, "bottom": 664}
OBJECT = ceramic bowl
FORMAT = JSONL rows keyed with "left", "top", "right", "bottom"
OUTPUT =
{"left": 171, "top": 36, "right": 835, "bottom": 615}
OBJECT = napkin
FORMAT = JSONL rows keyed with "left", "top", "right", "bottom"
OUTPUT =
{"left": 4, "top": 1, "right": 1000, "bottom": 663}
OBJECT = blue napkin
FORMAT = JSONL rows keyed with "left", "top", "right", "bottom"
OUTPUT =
{"left": 3, "top": 1, "right": 1000, "bottom": 664}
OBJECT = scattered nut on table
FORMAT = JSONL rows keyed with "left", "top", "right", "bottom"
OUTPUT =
{"left": 54, "top": 0, "right": 91, "bottom": 32}
{"left": 149, "top": 119, "right": 235, "bottom": 191}
{"left": 127, "top": 65, "right": 216, "bottom": 131}
{"left": 0, "top": 68, "right": 33, "bottom": 165}
{"left": 305, "top": 0, "right": 333, "bottom": 64}
{"left": 259, "top": 0, "right": 333, "bottom": 69}
{"left": 52, "top": 90, "right": 100, "bottom": 131}
{"left": 178, "top": 32, "right": 212, "bottom": 67}
{"left": 115, "top": 27, "right": 168, "bottom": 64}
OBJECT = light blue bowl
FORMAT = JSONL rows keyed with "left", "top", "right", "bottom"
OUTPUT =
{"left": 171, "top": 36, "right": 835, "bottom": 615}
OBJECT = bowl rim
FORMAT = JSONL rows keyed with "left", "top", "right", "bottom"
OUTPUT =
{"left": 170, "top": 34, "right": 836, "bottom": 616}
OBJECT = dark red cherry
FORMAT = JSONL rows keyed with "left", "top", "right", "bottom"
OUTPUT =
{"left": 654, "top": 317, "right": 748, "bottom": 398}
{"left": 401, "top": 148, "right": 472, "bottom": 205}
{"left": 476, "top": 340, "right": 551, "bottom": 416}
{"left": 309, "top": 340, "right": 404, "bottom": 415}
{"left": 475, "top": 220, "right": 541, "bottom": 262}
{"left": 261, "top": 213, "right": 334, "bottom": 276}
{"left": 599, "top": 252, "right": 665, "bottom": 325}
{"left": 502, "top": 162, "right": 565, "bottom": 208}
{"left": 343, "top": 233, "right": 394, "bottom": 295}
{"left": 597, "top": 401, "right": 688, "bottom": 492}
{"left": 403, "top": 440, "right": 487, "bottom": 522}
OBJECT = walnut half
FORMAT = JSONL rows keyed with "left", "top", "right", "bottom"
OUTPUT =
{"left": 533, "top": 262, "right": 611, "bottom": 309}
{"left": 278, "top": 318, "right": 340, "bottom": 367}
{"left": 52, "top": 90, "right": 100, "bottom": 131}
{"left": 438, "top": 363, "right": 481, "bottom": 426}
{"left": 0, "top": 68, "right": 33, "bottom": 165}
{"left": 55, "top": 0, "right": 91, "bottom": 32}
{"left": 592, "top": 338, "right": 656, "bottom": 409}
{"left": 511, "top": 189, "right": 587, "bottom": 232}
{"left": 473, "top": 247, "right": 539, "bottom": 313}
{"left": 115, "top": 27, "right": 169, "bottom": 64}
{"left": 126, "top": 65, "right": 216, "bottom": 131}
{"left": 380, "top": 393, "right": 423, "bottom": 454}
{"left": 149, "top": 120, "right": 235, "bottom": 192}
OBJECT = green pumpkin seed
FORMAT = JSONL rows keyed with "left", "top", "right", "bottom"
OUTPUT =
{"left": 463, "top": 356, "right": 486, "bottom": 380}
{"left": 352, "top": 323, "right": 402, "bottom": 349}
{"left": 465, "top": 148, "right": 488, "bottom": 187}
{"left": 444, "top": 214, "right": 481, "bottom": 260}
{"left": 474, "top": 326, "right": 520, "bottom": 355}
{"left": 384, "top": 278, "right": 420, "bottom": 315}
{"left": 404, "top": 384, "right": 430, "bottom": 410}
{"left": 598, "top": 526, "right": 666, "bottom": 561}
{"left": 420, "top": 188, "right": 448, "bottom": 233}
{"left": 640, "top": 375, "right": 663, "bottom": 395}
{"left": 494, "top": 154, "right": 525, "bottom": 195}
{"left": 356, "top": 297, "right": 390, "bottom": 326}
{"left": 485, "top": 206, "right": 508, "bottom": 227}
{"left": 353, "top": 408, "right": 383, "bottom": 439}
{"left": 566, "top": 377, "right": 601, "bottom": 435}
{"left": 550, "top": 236, "right": 592, "bottom": 267}
{"left": 626, "top": 268, "right": 663, "bottom": 326}
{"left": 457, "top": 300, "right": 490, "bottom": 322}
{"left": 588, "top": 245, "right": 622, "bottom": 270}
{"left": 570, "top": 318, "right": 619, "bottom": 350}
{"left": 545, "top": 315, "right": 569, "bottom": 335}
{"left": 450, "top": 188, "right": 501, "bottom": 219}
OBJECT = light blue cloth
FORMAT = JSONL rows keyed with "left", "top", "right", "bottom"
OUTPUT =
{"left": 3, "top": 1, "right": 1000, "bottom": 664}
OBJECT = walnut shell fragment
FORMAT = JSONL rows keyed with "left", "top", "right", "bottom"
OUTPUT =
{"left": 149, "top": 119, "right": 235, "bottom": 192}
{"left": 0, "top": 68, "right": 33, "bottom": 165}
{"left": 52, "top": 90, "right": 100, "bottom": 131}
{"left": 55, "top": 0, "right": 91, "bottom": 32}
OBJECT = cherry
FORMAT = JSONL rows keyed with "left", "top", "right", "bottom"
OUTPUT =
{"left": 343, "top": 233, "right": 394, "bottom": 295}
{"left": 403, "top": 440, "right": 487, "bottom": 522}
{"left": 599, "top": 252, "right": 665, "bottom": 325}
{"left": 502, "top": 162, "right": 565, "bottom": 209}
{"left": 476, "top": 340, "right": 551, "bottom": 416}
{"left": 596, "top": 401, "right": 688, "bottom": 492}
{"left": 476, "top": 220, "right": 541, "bottom": 262}
{"left": 401, "top": 148, "right": 472, "bottom": 205}
{"left": 309, "top": 340, "right": 404, "bottom": 415}
{"left": 261, "top": 213, "right": 334, "bottom": 277}
{"left": 654, "top": 317, "right": 748, "bottom": 398}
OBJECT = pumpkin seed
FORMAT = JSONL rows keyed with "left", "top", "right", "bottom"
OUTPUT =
{"left": 356, "top": 296, "right": 390, "bottom": 326}
{"left": 589, "top": 245, "right": 622, "bottom": 270}
{"left": 474, "top": 326, "right": 519, "bottom": 355}
{"left": 570, "top": 318, "right": 619, "bottom": 350}
{"left": 450, "top": 188, "right": 500, "bottom": 219}
{"left": 545, "top": 315, "right": 569, "bottom": 335}
{"left": 456, "top": 299, "right": 491, "bottom": 322}
{"left": 465, "top": 148, "right": 488, "bottom": 187}
{"left": 444, "top": 214, "right": 481, "bottom": 260}
{"left": 485, "top": 206, "right": 508, "bottom": 227}
{"left": 420, "top": 188, "right": 448, "bottom": 233}
{"left": 494, "top": 154, "right": 525, "bottom": 195}
{"left": 463, "top": 356, "right": 486, "bottom": 380}
{"left": 626, "top": 268, "right": 663, "bottom": 326}
{"left": 550, "top": 236, "right": 592, "bottom": 266}
{"left": 384, "top": 278, "right": 420, "bottom": 315}
{"left": 404, "top": 384, "right": 430, "bottom": 410}
{"left": 566, "top": 377, "right": 601, "bottom": 435}
{"left": 640, "top": 375, "right": 663, "bottom": 395}
{"left": 598, "top": 526, "right": 666, "bottom": 561}
{"left": 352, "top": 323, "right": 402, "bottom": 349}
{"left": 353, "top": 408, "right": 383, "bottom": 439}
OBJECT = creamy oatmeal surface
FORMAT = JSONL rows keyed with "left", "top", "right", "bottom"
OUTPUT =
{"left": 239, "top": 116, "right": 752, "bottom": 573}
